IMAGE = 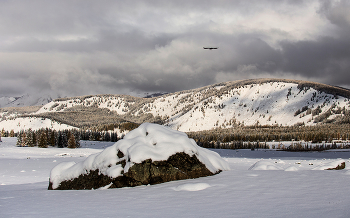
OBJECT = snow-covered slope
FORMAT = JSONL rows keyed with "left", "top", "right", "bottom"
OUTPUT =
{"left": 2, "top": 79, "right": 350, "bottom": 132}
{"left": 35, "top": 79, "right": 350, "bottom": 131}
{"left": 0, "top": 117, "right": 76, "bottom": 132}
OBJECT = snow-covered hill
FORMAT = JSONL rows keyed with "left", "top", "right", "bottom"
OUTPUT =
{"left": 1, "top": 79, "right": 350, "bottom": 132}
{"left": 0, "top": 117, "right": 76, "bottom": 132}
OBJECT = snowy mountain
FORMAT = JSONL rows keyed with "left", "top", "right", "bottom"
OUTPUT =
{"left": 1, "top": 78, "right": 350, "bottom": 132}
{"left": 0, "top": 96, "right": 19, "bottom": 108}
{"left": 0, "top": 94, "right": 54, "bottom": 108}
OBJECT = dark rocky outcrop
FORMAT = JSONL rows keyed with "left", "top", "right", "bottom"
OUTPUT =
{"left": 48, "top": 152, "right": 216, "bottom": 190}
{"left": 326, "top": 162, "right": 346, "bottom": 170}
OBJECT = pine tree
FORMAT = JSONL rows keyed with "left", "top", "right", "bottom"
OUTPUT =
{"left": 9, "top": 129, "right": 15, "bottom": 137}
{"left": 67, "top": 133, "right": 76, "bottom": 149}
{"left": 56, "top": 131, "right": 63, "bottom": 148}
{"left": 48, "top": 130, "right": 55, "bottom": 146}
{"left": 25, "top": 129, "right": 34, "bottom": 147}
{"left": 38, "top": 131, "right": 48, "bottom": 148}
{"left": 21, "top": 132, "right": 27, "bottom": 147}
{"left": 103, "top": 132, "right": 111, "bottom": 141}
{"left": 16, "top": 131, "right": 23, "bottom": 146}
{"left": 73, "top": 131, "right": 80, "bottom": 148}
{"left": 62, "top": 131, "right": 68, "bottom": 147}
{"left": 112, "top": 132, "right": 118, "bottom": 142}
{"left": 89, "top": 132, "right": 95, "bottom": 141}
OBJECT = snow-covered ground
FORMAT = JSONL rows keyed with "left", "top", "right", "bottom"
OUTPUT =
{"left": 1, "top": 137, "right": 350, "bottom": 217}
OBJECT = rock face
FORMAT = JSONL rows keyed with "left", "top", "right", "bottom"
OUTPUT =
{"left": 48, "top": 123, "right": 230, "bottom": 190}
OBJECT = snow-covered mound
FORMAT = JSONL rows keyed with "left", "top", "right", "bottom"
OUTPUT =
{"left": 248, "top": 160, "right": 283, "bottom": 170}
{"left": 49, "top": 123, "right": 230, "bottom": 189}
{"left": 173, "top": 183, "right": 211, "bottom": 191}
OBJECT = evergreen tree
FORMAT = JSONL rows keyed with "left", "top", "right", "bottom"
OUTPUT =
{"left": 111, "top": 132, "right": 118, "bottom": 142}
{"left": 49, "top": 130, "right": 56, "bottom": 146}
{"left": 9, "top": 129, "right": 15, "bottom": 137}
{"left": 56, "top": 131, "right": 63, "bottom": 148}
{"left": 16, "top": 131, "right": 23, "bottom": 146}
{"left": 73, "top": 131, "right": 80, "bottom": 148}
{"left": 89, "top": 132, "right": 95, "bottom": 141}
{"left": 62, "top": 131, "right": 68, "bottom": 147}
{"left": 25, "top": 129, "right": 35, "bottom": 147}
{"left": 21, "top": 132, "right": 27, "bottom": 147}
{"left": 103, "top": 132, "right": 111, "bottom": 141}
{"left": 67, "top": 133, "right": 76, "bottom": 149}
{"left": 38, "top": 131, "right": 48, "bottom": 148}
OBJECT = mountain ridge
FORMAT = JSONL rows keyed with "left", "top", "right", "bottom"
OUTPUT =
{"left": 1, "top": 78, "right": 350, "bottom": 132}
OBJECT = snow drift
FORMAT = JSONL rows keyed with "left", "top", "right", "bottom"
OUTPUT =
{"left": 49, "top": 123, "right": 230, "bottom": 190}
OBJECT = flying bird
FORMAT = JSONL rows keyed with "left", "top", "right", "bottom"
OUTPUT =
{"left": 203, "top": 47, "right": 218, "bottom": 50}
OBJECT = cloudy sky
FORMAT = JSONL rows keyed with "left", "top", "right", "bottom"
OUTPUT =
{"left": 1, "top": 0, "right": 350, "bottom": 98}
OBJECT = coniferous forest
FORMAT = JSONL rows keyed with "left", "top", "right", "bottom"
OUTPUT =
{"left": 1, "top": 128, "right": 119, "bottom": 148}
{"left": 187, "top": 124, "right": 350, "bottom": 151}
{"left": 2, "top": 123, "right": 350, "bottom": 151}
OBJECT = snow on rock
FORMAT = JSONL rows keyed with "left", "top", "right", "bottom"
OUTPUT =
{"left": 49, "top": 123, "right": 230, "bottom": 190}
{"left": 312, "top": 159, "right": 346, "bottom": 170}
{"left": 248, "top": 160, "right": 283, "bottom": 170}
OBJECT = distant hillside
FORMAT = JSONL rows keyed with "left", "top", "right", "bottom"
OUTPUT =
{"left": 1, "top": 78, "right": 350, "bottom": 132}
{"left": 0, "top": 94, "right": 54, "bottom": 108}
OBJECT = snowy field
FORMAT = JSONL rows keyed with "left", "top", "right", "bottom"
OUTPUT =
{"left": 1, "top": 137, "right": 350, "bottom": 218}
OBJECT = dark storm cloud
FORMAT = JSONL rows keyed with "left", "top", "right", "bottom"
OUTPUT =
{"left": 280, "top": 36, "right": 350, "bottom": 81}
{"left": 1, "top": 0, "right": 350, "bottom": 98}
{"left": 278, "top": 0, "right": 350, "bottom": 84}
{"left": 318, "top": 0, "right": 350, "bottom": 29}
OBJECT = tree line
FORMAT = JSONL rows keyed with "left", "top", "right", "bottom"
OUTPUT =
{"left": 5, "top": 128, "right": 120, "bottom": 148}
{"left": 187, "top": 124, "right": 350, "bottom": 149}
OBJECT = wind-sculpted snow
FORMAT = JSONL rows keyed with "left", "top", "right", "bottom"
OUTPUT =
{"left": 248, "top": 160, "right": 284, "bottom": 170}
{"left": 173, "top": 183, "right": 211, "bottom": 191}
{"left": 49, "top": 123, "right": 230, "bottom": 189}
{"left": 248, "top": 158, "right": 346, "bottom": 171}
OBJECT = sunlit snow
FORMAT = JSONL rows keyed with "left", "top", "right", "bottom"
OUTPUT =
{"left": 1, "top": 136, "right": 350, "bottom": 217}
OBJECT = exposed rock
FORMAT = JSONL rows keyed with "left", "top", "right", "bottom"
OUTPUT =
{"left": 326, "top": 162, "right": 345, "bottom": 170}
{"left": 49, "top": 152, "right": 215, "bottom": 190}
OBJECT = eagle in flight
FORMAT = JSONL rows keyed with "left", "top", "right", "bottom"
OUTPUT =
{"left": 203, "top": 47, "right": 218, "bottom": 50}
